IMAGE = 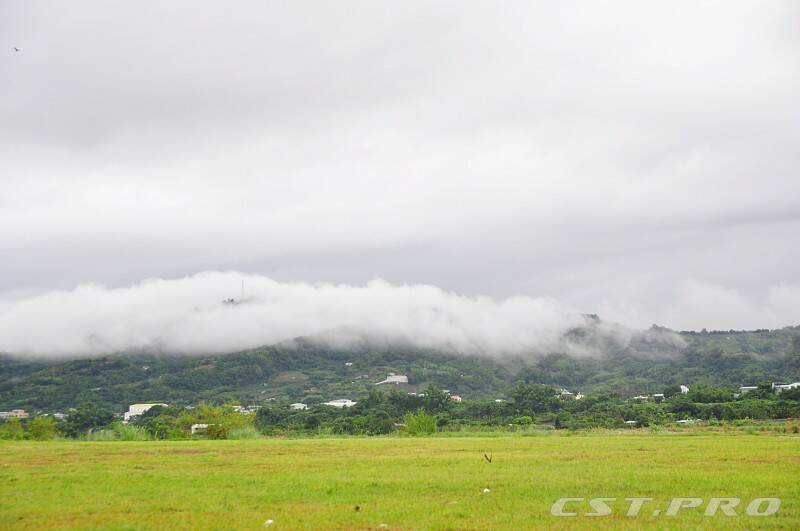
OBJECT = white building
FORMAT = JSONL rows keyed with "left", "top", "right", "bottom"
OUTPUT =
{"left": 0, "top": 409, "right": 29, "bottom": 420}
{"left": 680, "top": 385, "right": 690, "bottom": 394}
{"left": 190, "top": 423, "right": 209, "bottom": 435}
{"left": 738, "top": 386, "right": 758, "bottom": 395}
{"left": 374, "top": 373, "right": 409, "bottom": 385}
{"left": 232, "top": 405, "right": 260, "bottom": 414}
{"left": 289, "top": 403, "right": 308, "bottom": 410}
{"left": 123, "top": 403, "right": 168, "bottom": 422}
{"left": 449, "top": 395, "right": 463, "bottom": 403}
{"left": 773, "top": 382, "right": 800, "bottom": 393}
{"left": 323, "top": 399, "right": 357, "bottom": 408}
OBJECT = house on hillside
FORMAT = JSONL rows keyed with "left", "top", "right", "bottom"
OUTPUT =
{"left": 289, "top": 403, "right": 308, "bottom": 410}
{"left": 324, "top": 399, "right": 357, "bottom": 408}
{"left": 559, "top": 388, "right": 575, "bottom": 399}
{"left": 123, "top": 403, "right": 168, "bottom": 422}
{"left": 449, "top": 395, "right": 462, "bottom": 402}
{"left": 773, "top": 382, "right": 800, "bottom": 393}
{"left": 680, "top": 385, "right": 690, "bottom": 394}
{"left": 0, "top": 409, "right": 29, "bottom": 419}
{"left": 232, "top": 405, "right": 260, "bottom": 414}
{"left": 374, "top": 373, "right": 409, "bottom": 385}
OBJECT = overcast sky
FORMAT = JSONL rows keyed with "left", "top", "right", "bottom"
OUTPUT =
{"left": 2, "top": 1, "right": 799, "bottom": 353}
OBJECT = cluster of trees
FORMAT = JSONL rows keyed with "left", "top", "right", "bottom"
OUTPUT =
{"left": 3, "top": 382, "right": 798, "bottom": 440}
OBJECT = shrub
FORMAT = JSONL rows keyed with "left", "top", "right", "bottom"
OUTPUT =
{"left": 114, "top": 422, "right": 152, "bottom": 441}
{"left": 0, "top": 418, "right": 25, "bottom": 440}
{"left": 404, "top": 408, "right": 436, "bottom": 436}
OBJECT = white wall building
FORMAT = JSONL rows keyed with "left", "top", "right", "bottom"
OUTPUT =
{"left": 289, "top": 403, "right": 308, "bottom": 410}
{"left": 773, "top": 382, "right": 800, "bottom": 392}
{"left": 375, "top": 373, "right": 409, "bottom": 385}
{"left": 123, "top": 403, "right": 168, "bottom": 422}
{"left": 0, "top": 409, "right": 29, "bottom": 419}
{"left": 323, "top": 399, "right": 357, "bottom": 408}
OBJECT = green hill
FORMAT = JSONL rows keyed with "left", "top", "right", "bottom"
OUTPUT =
{"left": 1, "top": 325, "right": 799, "bottom": 413}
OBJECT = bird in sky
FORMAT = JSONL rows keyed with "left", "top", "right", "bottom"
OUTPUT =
{"left": 13, "top": 47, "right": 19, "bottom": 52}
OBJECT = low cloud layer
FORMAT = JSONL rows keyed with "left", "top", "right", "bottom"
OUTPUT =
{"left": 2, "top": 271, "right": 796, "bottom": 360}
{"left": 0, "top": 272, "right": 590, "bottom": 358}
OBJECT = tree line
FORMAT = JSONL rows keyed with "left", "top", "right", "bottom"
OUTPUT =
{"left": 2, "top": 382, "right": 799, "bottom": 440}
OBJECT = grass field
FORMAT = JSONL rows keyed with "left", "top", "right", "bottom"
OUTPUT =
{"left": 1, "top": 432, "right": 798, "bottom": 529}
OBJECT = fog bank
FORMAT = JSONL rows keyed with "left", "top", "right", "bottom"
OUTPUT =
{"left": 0, "top": 272, "right": 595, "bottom": 358}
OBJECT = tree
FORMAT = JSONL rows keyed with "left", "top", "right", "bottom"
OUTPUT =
{"left": 422, "top": 386, "right": 451, "bottom": 414}
{"left": 193, "top": 403, "right": 253, "bottom": 439}
{"left": 59, "top": 405, "right": 114, "bottom": 438}
{"left": 28, "top": 416, "right": 57, "bottom": 440}
{"left": 687, "top": 385, "right": 733, "bottom": 403}
{"left": 511, "top": 383, "right": 558, "bottom": 415}
{"left": 255, "top": 406, "right": 289, "bottom": 431}
{"left": 364, "top": 410, "right": 394, "bottom": 435}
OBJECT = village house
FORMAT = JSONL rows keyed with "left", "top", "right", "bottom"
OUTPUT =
{"left": 123, "top": 403, "right": 168, "bottom": 423}
{"left": 772, "top": 382, "right": 800, "bottom": 392}
{"left": 374, "top": 373, "right": 409, "bottom": 385}
{"left": 232, "top": 405, "right": 261, "bottom": 414}
{"left": 323, "top": 399, "right": 357, "bottom": 408}
{"left": 289, "top": 403, "right": 308, "bottom": 410}
{"left": 0, "top": 409, "right": 29, "bottom": 420}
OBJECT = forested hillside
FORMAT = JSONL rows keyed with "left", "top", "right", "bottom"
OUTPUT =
{"left": 1, "top": 326, "right": 798, "bottom": 413}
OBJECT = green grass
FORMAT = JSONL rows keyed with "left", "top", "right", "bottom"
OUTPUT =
{"left": 0, "top": 433, "right": 798, "bottom": 529}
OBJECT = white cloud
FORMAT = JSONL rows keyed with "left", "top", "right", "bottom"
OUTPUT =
{"left": 0, "top": 271, "right": 588, "bottom": 358}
